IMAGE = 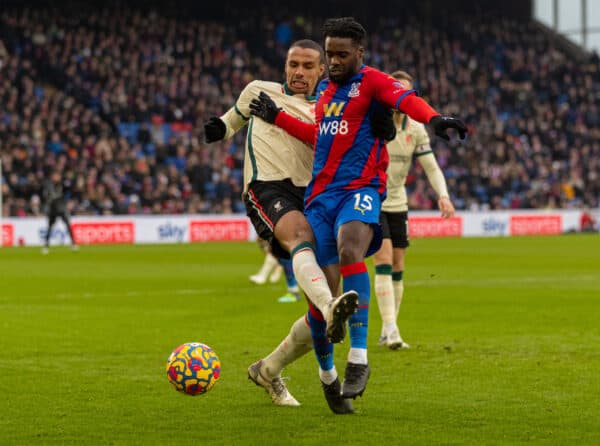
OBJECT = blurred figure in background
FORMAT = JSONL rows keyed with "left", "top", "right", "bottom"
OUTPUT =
{"left": 249, "top": 239, "right": 301, "bottom": 302}
{"left": 373, "top": 70, "right": 456, "bottom": 350}
{"left": 42, "top": 171, "right": 78, "bottom": 254}
{"left": 249, "top": 238, "right": 283, "bottom": 285}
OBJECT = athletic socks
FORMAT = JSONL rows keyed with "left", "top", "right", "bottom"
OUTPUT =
{"left": 261, "top": 315, "right": 312, "bottom": 378}
{"left": 278, "top": 257, "right": 297, "bottom": 291}
{"left": 392, "top": 271, "right": 404, "bottom": 319}
{"left": 254, "top": 252, "right": 279, "bottom": 281}
{"left": 306, "top": 302, "right": 334, "bottom": 373}
{"left": 342, "top": 262, "right": 370, "bottom": 350}
{"left": 375, "top": 264, "right": 395, "bottom": 332}
{"left": 291, "top": 242, "right": 332, "bottom": 314}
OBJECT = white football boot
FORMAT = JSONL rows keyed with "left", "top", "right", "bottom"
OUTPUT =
{"left": 247, "top": 360, "right": 300, "bottom": 406}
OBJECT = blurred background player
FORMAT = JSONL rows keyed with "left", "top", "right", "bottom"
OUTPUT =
{"left": 249, "top": 238, "right": 283, "bottom": 285}
{"left": 373, "top": 70, "right": 456, "bottom": 350}
{"left": 41, "top": 171, "right": 78, "bottom": 254}
{"left": 250, "top": 17, "right": 467, "bottom": 401}
{"left": 249, "top": 238, "right": 301, "bottom": 302}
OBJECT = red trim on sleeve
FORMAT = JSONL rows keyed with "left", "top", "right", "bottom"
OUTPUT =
{"left": 274, "top": 112, "right": 316, "bottom": 145}
{"left": 340, "top": 262, "right": 368, "bottom": 277}
{"left": 398, "top": 94, "right": 440, "bottom": 124}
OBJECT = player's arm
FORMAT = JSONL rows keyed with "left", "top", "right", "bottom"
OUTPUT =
{"left": 203, "top": 106, "right": 249, "bottom": 143}
{"left": 249, "top": 91, "right": 315, "bottom": 144}
{"left": 249, "top": 91, "right": 397, "bottom": 144}
{"left": 203, "top": 83, "right": 257, "bottom": 143}
{"left": 416, "top": 146, "right": 455, "bottom": 218}
{"left": 373, "top": 73, "right": 467, "bottom": 141}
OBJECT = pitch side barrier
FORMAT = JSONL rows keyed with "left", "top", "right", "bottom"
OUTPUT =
{"left": 0, "top": 209, "right": 596, "bottom": 247}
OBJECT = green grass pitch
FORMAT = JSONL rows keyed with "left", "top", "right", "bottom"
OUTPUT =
{"left": 1, "top": 235, "right": 599, "bottom": 445}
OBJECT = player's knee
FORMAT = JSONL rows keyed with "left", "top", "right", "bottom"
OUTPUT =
{"left": 338, "top": 242, "right": 363, "bottom": 265}
{"left": 292, "top": 222, "right": 315, "bottom": 245}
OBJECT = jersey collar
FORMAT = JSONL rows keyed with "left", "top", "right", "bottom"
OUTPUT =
{"left": 283, "top": 82, "right": 317, "bottom": 101}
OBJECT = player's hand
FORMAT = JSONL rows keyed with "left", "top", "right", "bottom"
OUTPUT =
{"left": 249, "top": 91, "right": 282, "bottom": 124}
{"left": 203, "top": 117, "right": 226, "bottom": 143}
{"left": 429, "top": 115, "right": 468, "bottom": 141}
{"left": 371, "top": 110, "right": 397, "bottom": 141}
{"left": 438, "top": 196, "right": 455, "bottom": 218}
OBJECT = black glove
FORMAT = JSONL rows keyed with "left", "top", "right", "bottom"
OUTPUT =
{"left": 429, "top": 115, "right": 468, "bottom": 141}
{"left": 249, "top": 91, "right": 282, "bottom": 124}
{"left": 203, "top": 117, "right": 226, "bottom": 143}
{"left": 371, "top": 110, "right": 397, "bottom": 141}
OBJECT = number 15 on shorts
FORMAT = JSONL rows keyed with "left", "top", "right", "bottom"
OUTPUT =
{"left": 353, "top": 192, "right": 373, "bottom": 215}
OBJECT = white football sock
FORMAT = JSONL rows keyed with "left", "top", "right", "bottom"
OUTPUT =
{"left": 262, "top": 316, "right": 313, "bottom": 378}
{"left": 319, "top": 366, "right": 338, "bottom": 385}
{"left": 393, "top": 279, "right": 404, "bottom": 319}
{"left": 348, "top": 347, "right": 368, "bottom": 365}
{"left": 375, "top": 273, "right": 396, "bottom": 332}
{"left": 255, "top": 252, "right": 278, "bottom": 280}
{"left": 292, "top": 245, "right": 332, "bottom": 315}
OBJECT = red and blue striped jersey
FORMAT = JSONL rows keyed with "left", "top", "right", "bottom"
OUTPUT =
{"left": 305, "top": 65, "right": 416, "bottom": 206}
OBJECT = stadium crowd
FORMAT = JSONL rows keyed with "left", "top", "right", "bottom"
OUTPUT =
{"left": 1, "top": 5, "right": 599, "bottom": 217}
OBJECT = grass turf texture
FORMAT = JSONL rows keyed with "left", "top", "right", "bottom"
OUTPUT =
{"left": 1, "top": 235, "right": 599, "bottom": 445}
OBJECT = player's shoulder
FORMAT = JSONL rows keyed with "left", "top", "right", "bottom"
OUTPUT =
{"left": 407, "top": 116, "right": 427, "bottom": 131}
{"left": 244, "top": 80, "right": 285, "bottom": 98}
{"left": 361, "top": 65, "right": 395, "bottom": 83}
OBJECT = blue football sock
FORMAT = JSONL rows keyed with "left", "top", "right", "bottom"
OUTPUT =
{"left": 306, "top": 304, "right": 334, "bottom": 371}
{"left": 278, "top": 257, "right": 297, "bottom": 289}
{"left": 341, "top": 262, "right": 370, "bottom": 350}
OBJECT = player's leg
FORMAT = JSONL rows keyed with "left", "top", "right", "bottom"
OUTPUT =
{"left": 249, "top": 238, "right": 279, "bottom": 284}
{"left": 276, "top": 257, "right": 300, "bottom": 302}
{"left": 274, "top": 210, "right": 337, "bottom": 313}
{"left": 373, "top": 212, "right": 394, "bottom": 345}
{"left": 268, "top": 260, "right": 283, "bottom": 283}
{"left": 337, "top": 220, "right": 373, "bottom": 398}
{"left": 248, "top": 315, "right": 311, "bottom": 406}
{"left": 300, "top": 203, "right": 359, "bottom": 344}
{"left": 388, "top": 247, "right": 409, "bottom": 348}
{"left": 334, "top": 188, "right": 383, "bottom": 398}
{"left": 390, "top": 211, "right": 410, "bottom": 348}
{"left": 42, "top": 212, "right": 57, "bottom": 253}
{"left": 244, "top": 180, "right": 337, "bottom": 314}
{"left": 61, "top": 213, "right": 78, "bottom": 250}
{"left": 374, "top": 240, "right": 394, "bottom": 344}
{"left": 312, "top": 264, "right": 353, "bottom": 414}
{"left": 379, "top": 211, "right": 409, "bottom": 349}
{"left": 277, "top": 207, "right": 358, "bottom": 329}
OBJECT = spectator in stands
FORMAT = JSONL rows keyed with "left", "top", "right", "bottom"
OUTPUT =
{"left": 0, "top": 5, "right": 599, "bottom": 216}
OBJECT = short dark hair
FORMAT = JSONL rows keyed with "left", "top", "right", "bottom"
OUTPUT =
{"left": 289, "top": 39, "right": 325, "bottom": 64}
{"left": 322, "top": 17, "right": 366, "bottom": 46}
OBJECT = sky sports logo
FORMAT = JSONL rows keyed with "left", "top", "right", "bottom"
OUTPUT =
{"left": 72, "top": 222, "right": 135, "bottom": 244}
{"left": 189, "top": 220, "right": 249, "bottom": 242}
{"left": 510, "top": 215, "right": 561, "bottom": 235}
{"left": 482, "top": 218, "right": 508, "bottom": 235}
{"left": 157, "top": 223, "right": 187, "bottom": 242}
{"left": 409, "top": 217, "right": 462, "bottom": 237}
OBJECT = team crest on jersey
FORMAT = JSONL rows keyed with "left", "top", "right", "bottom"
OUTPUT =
{"left": 348, "top": 82, "right": 360, "bottom": 98}
{"left": 406, "top": 135, "right": 412, "bottom": 143}
{"left": 274, "top": 200, "right": 283, "bottom": 212}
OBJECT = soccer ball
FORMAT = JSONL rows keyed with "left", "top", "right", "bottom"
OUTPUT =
{"left": 166, "top": 342, "right": 221, "bottom": 395}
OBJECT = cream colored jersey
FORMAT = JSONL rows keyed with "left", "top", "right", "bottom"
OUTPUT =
{"left": 220, "top": 80, "right": 315, "bottom": 192}
{"left": 383, "top": 114, "right": 449, "bottom": 212}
